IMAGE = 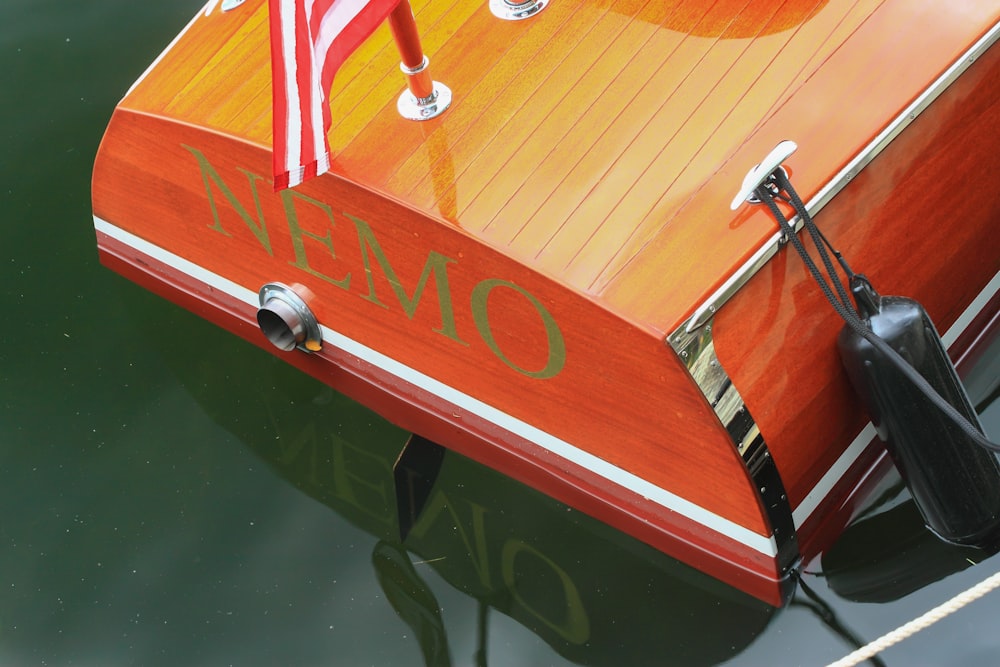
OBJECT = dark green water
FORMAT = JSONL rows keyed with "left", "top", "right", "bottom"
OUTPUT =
{"left": 2, "top": 1, "right": 999, "bottom": 665}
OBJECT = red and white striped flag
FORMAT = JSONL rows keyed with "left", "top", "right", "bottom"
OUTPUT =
{"left": 269, "top": 0, "right": 400, "bottom": 190}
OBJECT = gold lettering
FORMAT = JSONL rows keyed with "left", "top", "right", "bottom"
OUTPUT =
{"left": 501, "top": 539, "right": 590, "bottom": 644}
{"left": 182, "top": 144, "right": 272, "bottom": 255}
{"left": 409, "top": 490, "right": 492, "bottom": 589}
{"left": 348, "top": 214, "right": 467, "bottom": 344}
{"left": 183, "top": 146, "right": 571, "bottom": 381}
{"left": 331, "top": 435, "right": 394, "bottom": 527}
{"left": 470, "top": 279, "right": 566, "bottom": 379}
{"left": 280, "top": 189, "right": 352, "bottom": 289}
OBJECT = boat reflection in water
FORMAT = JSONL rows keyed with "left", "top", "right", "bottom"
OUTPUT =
{"left": 137, "top": 270, "right": 999, "bottom": 664}
{"left": 149, "top": 309, "right": 776, "bottom": 666}
{"left": 821, "top": 477, "right": 995, "bottom": 605}
{"left": 819, "top": 347, "right": 1000, "bottom": 605}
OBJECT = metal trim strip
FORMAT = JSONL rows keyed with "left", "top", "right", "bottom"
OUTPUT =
{"left": 668, "top": 323, "right": 799, "bottom": 572}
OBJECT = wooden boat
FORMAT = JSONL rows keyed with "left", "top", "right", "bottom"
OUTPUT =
{"left": 91, "top": 0, "right": 1000, "bottom": 605}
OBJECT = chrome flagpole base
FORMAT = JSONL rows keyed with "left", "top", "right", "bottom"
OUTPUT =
{"left": 397, "top": 83, "right": 451, "bottom": 121}
{"left": 396, "top": 57, "right": 451, "bottom": 121}
{"left": 490, "top": 0, "right": 547, "bottom": 21}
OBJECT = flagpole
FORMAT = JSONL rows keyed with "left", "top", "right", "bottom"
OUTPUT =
{"left": 388, "top": 0, "right": 451, "bottom": 121}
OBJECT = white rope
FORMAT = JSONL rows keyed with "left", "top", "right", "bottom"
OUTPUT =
{"left": 825, "top": 569, "right": 1000, "bottom": 667}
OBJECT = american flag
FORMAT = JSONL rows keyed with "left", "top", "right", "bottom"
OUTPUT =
{"left": 269, "top": 0, "right": 400, "bottom": 189}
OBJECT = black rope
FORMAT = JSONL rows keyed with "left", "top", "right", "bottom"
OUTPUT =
{"left": 774, "top": 169, "right": 855, "bottom": 310}
{"left": 752, "top": 176, "right": 1000, "bottom": 453}
{"left": 755, "top": 183, "right": 862, "bottom": 331}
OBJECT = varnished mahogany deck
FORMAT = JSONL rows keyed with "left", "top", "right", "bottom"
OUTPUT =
{"left": 123, "top": 0, "right": 998, "bottom": 320}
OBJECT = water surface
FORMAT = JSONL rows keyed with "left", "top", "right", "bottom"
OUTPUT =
{"left": 2, "top": 1, "right": 999, "bottom": 665}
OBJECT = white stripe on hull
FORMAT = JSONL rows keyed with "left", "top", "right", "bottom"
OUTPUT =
{"left": 94, "top": 215, "right": 999, "bottom": 558}
{"left": 95, "top": 215, "right": 780, "bottom": 557}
